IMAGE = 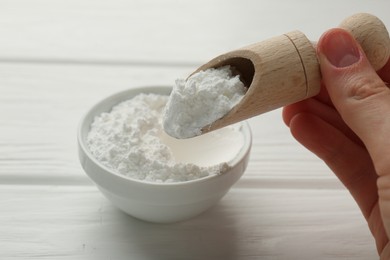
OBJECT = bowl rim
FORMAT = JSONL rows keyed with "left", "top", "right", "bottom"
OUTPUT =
{"left": 77, "top": 86, "right": 252, "bottom": 187}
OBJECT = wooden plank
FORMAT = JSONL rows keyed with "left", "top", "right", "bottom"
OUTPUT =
{"left": 0, "top": 0, "right": 388, "bottom": 63}
{"left": 0, "top": 63, "right": 334, "bottom": 186}
{"left": 0, "top": 1, "right": 386, "bottom": 258}
{"left": 0, "top": 186, "right": 377, "bottom": 259}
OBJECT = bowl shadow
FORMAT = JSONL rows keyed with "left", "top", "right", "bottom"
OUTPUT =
{"left": 100, "top": 200, "right": 239, "bottom": 260}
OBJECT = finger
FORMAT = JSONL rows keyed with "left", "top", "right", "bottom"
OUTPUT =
{"left": 288, "top": 112, "right": 378, "bottom": 220}
{"left": 283, "top": 98, "right": 363, "bottom": 146}
{"left": 315, "top": 81, "right": 334, "bottom": 106}
{"left": 290, "top": 112, "right": 388, "bottom": 253}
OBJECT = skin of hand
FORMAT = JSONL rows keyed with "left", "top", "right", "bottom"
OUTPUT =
{"left": 282, "top": 28, "right": 390, "bottom": 259}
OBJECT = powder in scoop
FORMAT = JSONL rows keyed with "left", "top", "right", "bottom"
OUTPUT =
{"left": 163, "top": 65, "right": 247, "bottom": 139}
{"left": 86, "top": 93, "right": 244, "bottom": 183}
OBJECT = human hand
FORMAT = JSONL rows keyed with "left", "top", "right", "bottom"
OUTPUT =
{"left": 283, "top": 28, "right": 390, "bottom": 259}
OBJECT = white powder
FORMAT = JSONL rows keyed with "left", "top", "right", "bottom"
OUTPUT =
{"left": 163, "top": 65, "right": 247, "bottom": 139}
{"left": 87, "top": 93, "right": 244, "bottom": 183}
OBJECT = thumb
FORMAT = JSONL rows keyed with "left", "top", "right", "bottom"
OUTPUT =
{"left": 317, "top": 28, "right": 390, "bottom": 177}
{"left": 318, "top": 28, "right": 390, "bottom": 240}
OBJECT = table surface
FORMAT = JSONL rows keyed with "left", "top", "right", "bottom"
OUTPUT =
{"left": 1, "top": 1, "right": 389, "bottom": 259}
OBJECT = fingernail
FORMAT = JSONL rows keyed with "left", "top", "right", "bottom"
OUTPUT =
{"left": 318, "top": 29, "right": 361, "bottom": 68}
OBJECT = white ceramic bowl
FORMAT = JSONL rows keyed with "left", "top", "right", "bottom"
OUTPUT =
{"left": 78, "top": 86, "right": 252, "bottom": 223}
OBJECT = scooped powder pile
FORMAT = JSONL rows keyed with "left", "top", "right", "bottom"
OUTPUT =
{"left": 163, "top": 65, "right": 247, "bottom": 139}
{"left": 86, "top": 93, "right": 244, "bottom": 183}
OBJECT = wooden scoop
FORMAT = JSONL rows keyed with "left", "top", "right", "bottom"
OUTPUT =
{"left": 196, "top": 13, "right": 390, "bottom": 134}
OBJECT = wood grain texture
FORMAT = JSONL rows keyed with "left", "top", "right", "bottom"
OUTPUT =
{"left": 0, "top": 0, "right": 389, "bottom": 64}
{"left": 0, "top": 58, "right": 373, "bottom": 260}
{"left": 1, "top": 0, "right": 387, "bottom": 259}
{"left": 0, "top": 63, "right": 335, "bottom": 185}
{"left": 0, "top": 186, "right": 377, "bottom": 259}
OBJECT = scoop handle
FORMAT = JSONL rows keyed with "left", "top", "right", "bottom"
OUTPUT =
{"left": 339, "top": 13, "right": 390, "bottom": 70}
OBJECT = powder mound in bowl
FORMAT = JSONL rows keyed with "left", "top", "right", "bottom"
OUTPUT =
{"left": 86, "top": 93, "right": 244, "bottom": 183}
{"left": 163, "top": 65, "right": 247, "bottom": 139}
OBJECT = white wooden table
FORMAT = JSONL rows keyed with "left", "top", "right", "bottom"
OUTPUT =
{"left": 1, "top": 1, "right": 389, "bottom": 259}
